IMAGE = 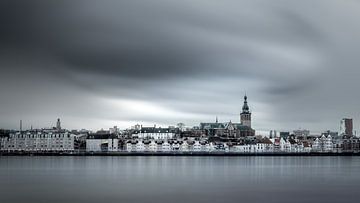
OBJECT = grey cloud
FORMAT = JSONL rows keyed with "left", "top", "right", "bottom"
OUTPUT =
{"left": 1, "top": 0, "right": 360, "bottom": 133}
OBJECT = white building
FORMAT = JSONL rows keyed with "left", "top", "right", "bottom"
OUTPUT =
{"left": 161, "top": 141, "right": 171, "bottom": 152}
{"left": 136, "top": 141, "right": 146, "bottom": 152}
{"left": 171, "top": 142, "right": 180, "bottom": 151}
{"left": 132, "top": 127, "right": 177, "bottom": 140}
{"left": 233, "top": 145, "right": 251, "bottom": 153}
{"left": 149, "top": 141, "right": 157, "bottom": 152}
{"left": 86, "top": 133, "right": 118, "bottom": 152}
{"left": 312, "top": 135, "right": 333, "bottom": 152}
{"left": 192, "top": 141, "right": 202, "bottom": 152}
{"left": 180, "top": 141, "right": 189, "bottom": 152}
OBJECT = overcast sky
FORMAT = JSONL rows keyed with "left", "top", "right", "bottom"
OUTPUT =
{"left": 1, "top": 0, "right": 360, "bottom": 134}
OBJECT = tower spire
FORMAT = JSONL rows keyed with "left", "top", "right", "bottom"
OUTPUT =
{"left": 242, "top": 94, "right": 249, "bottom": 113}
{"left": 240, "top": 94, "right": 251, "bottom": 127}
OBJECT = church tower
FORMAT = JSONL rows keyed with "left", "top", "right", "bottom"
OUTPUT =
{"left": 240, "top": 95, "right": 251, "bottom": 127}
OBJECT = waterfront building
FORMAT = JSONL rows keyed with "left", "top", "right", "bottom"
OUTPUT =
{"left": 257, "top": 137, "right": 274, "bottom": 152}
{"left": 302, "top": 141, "right": 312, "bottom": 152}
{"left": 0, "top": 131, "right": 75, "bottom": 152}
{"left": 312, "top": 135, "right": 333, "bottom": 152}
{"left": 180, "top": 141, "right": 189, "bottom": 152}
{"left": 149, "top": 140, "right": 157, "bottom": 152}
{"left": 342, "top": 137, "right": 360, "bottom": 152}
{"left": 233, "top": 145, "right": 251, "bottom": 153}
{"left": 162, "top": 141, "right": 171, "bottom": 152}
{"left": 270, "top": 137, "right": 287, "bottom": 152}
{"left": 192, "top": 141, "right": 202, "bottom": 152}
{"left": 171, "top": 141, "right": 181, "bottom": 151}
{"left": 86, "top": 133, "right": 118, "bottom": 152}
{"left": 126, "top": 141, "right": 133, "bottom": 152}
{"left": 200, "top": 141, "right": 211, "bottom": 152}
{"left": 136, "top": 140, "right": 145, "bottom": 152}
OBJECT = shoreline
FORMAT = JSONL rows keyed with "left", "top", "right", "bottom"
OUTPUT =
{"left": 1, "top": 151, "right": 360, "bottom": 156}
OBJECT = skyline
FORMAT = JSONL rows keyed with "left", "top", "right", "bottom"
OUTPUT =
{"left": 1, "top": 0, "right": 360, "bottom": 132}
{"left": 2, "top": 114, "right": 356, "bottom": 137}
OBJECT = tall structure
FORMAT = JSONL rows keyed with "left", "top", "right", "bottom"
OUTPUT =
{"left": 56, "top": 118, "right": 61, "bottom": 131}
{"left": 240, "top": 95, "right": 251, "bottom": 128}
{"left": 340, "top": 118, "right": 353, "bottom": 137}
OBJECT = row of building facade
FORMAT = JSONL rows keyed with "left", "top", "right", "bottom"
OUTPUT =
{"left": 2, "top": 130, "right": 358, "bottom": 153}
{"left": 1, "top": 97, "right": 360, "bottom": 153}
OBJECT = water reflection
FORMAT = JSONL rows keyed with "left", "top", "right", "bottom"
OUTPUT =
{"left": 0, "top": 156, "right": 359, "bottom": 203}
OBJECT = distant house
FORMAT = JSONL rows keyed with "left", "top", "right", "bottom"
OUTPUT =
{"left": 86, "top": 133, "right": 118, "bottom": 152}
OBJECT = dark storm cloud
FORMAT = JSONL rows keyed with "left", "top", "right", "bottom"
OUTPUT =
{"left": 1, "top": 0, "right": 360, "bottom": 133}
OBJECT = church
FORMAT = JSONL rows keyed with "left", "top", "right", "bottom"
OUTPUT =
{"left": 200, "top": 95, "right": 255, "bottom": 140}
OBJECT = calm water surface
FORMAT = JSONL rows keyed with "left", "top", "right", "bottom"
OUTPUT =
{"left": 0, "top": 156, "right": 359, "bottom": 203}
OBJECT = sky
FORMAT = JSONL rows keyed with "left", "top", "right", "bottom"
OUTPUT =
{"left": 1, "top": 0, "right": 360, "bottom": 134}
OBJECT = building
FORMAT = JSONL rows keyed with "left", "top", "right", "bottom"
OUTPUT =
{"left": 0, "top": 131, "right": 76, "bottom": 152}
{"left": 312, "top": 135, "right": 333, "bottom": 152}
{"left": 342, "top": 137, "right": 360, "bottom": 152}
{"left": 322, "top": 130, "right": 338, "bottom": 138}
{"left": 279, "top": 132, "right": 290, "bottom": 139}
{"left": 269, "top": 130, "right": 278, "bottom": 138}
{"left": 240, "top": 94, "right": 251, "bottom": 127}
{"left": 132, "top": 126, "right": 178, "bottom": 140}
{"left": 86, "top": 133, "right": 118, "bottom": 152}
{"left": 293, "top": 129, "right": 310, "bottom": 140}
{"left": 200, "top": 95, "right": 255, "bottom": 139}
{"left": 109, "top": 126, "right": 119, "bottom": 134}
{"left": 340, "top": 118, "right": 353, "bottom": 137}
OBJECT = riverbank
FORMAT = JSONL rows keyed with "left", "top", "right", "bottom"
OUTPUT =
{"left": 1, "top": 151, "right": 360, "bottom": 156}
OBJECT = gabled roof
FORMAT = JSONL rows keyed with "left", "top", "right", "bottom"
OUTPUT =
{"left": 303, "top": 141, "right": 310, "bottom": 147}
{"left": 258, "top": 137, "right": 273, "bottom": 144}
{"left": 288, "top": 138, "right": 297, "bottom": 145}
